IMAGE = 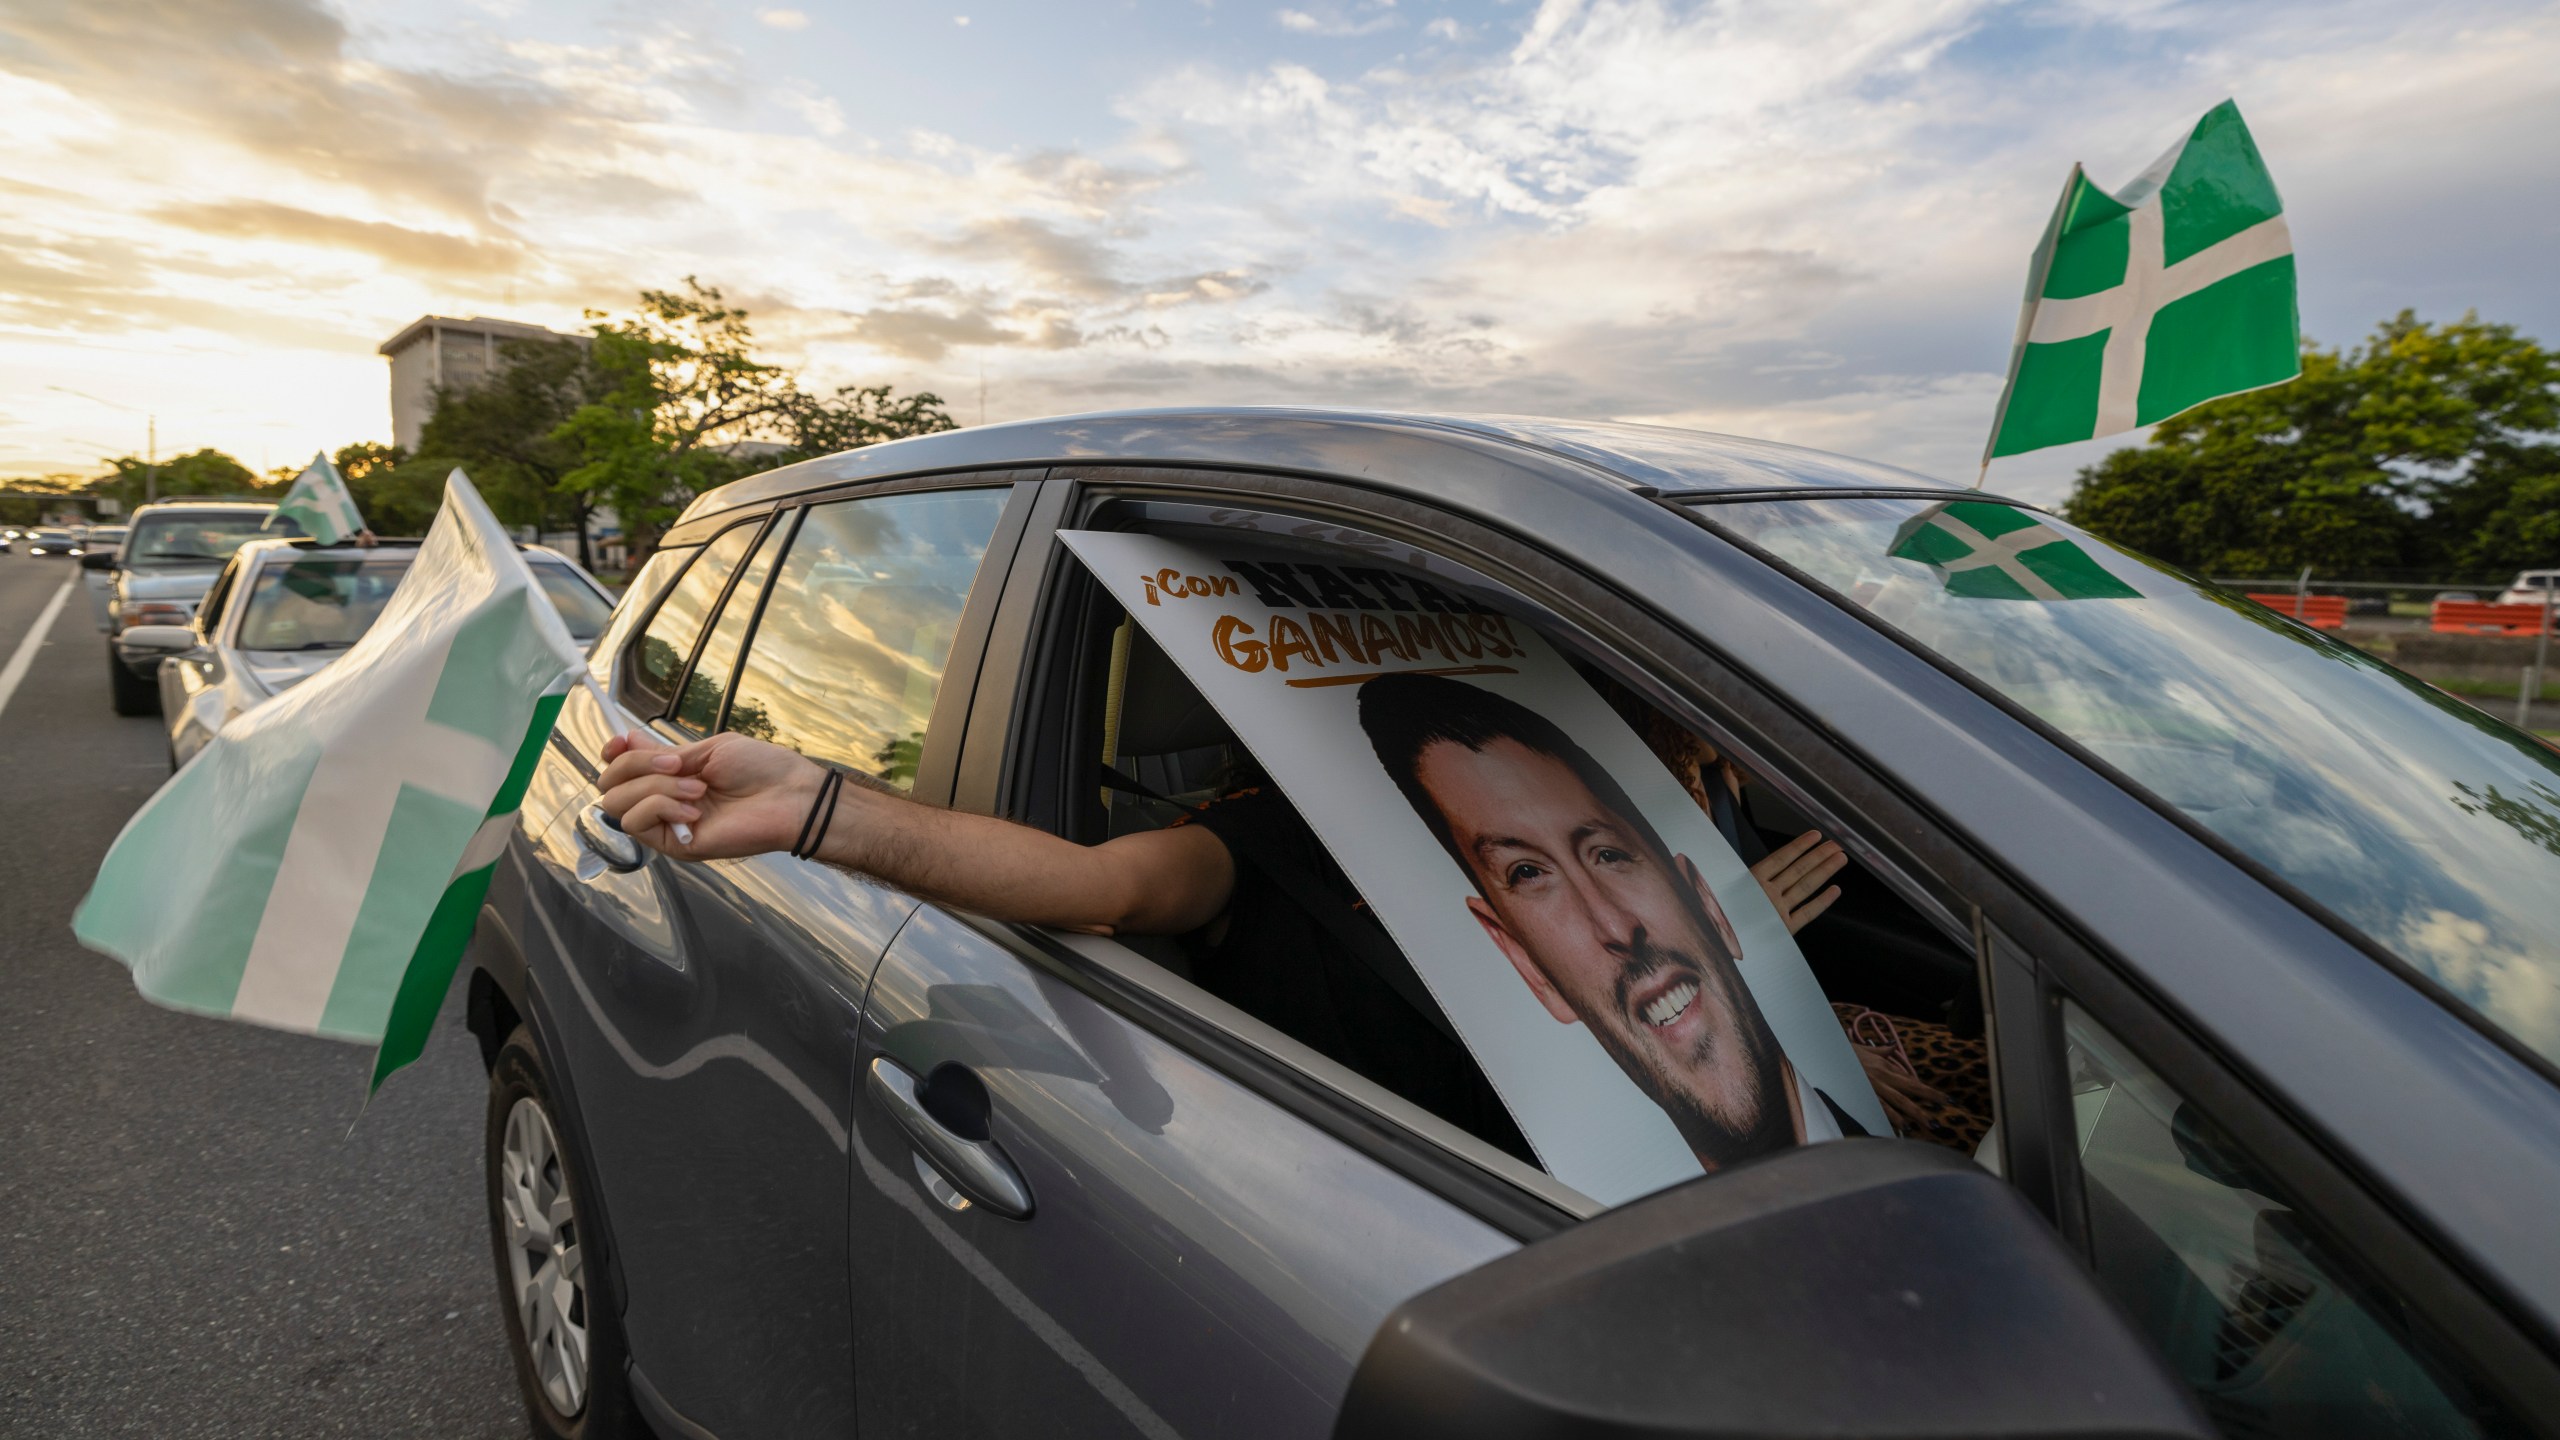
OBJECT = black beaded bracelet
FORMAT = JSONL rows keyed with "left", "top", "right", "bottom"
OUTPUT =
{"left": 790, "top": 766, "right": 845, "bottom": 861}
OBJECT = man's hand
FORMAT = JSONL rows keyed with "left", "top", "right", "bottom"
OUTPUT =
{"left": 1752, "top": 829, "right": 1845, "bottom": 934}
{"left": 596, "top": 730, "right": 824, "bottom": 859}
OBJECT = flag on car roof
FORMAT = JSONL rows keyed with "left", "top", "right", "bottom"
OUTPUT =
{"left": 1888, "top": 501, "right": 2142, "bottom": 601}
{"left": 76, "top": 471, "right": 584, "bottom": 1093}
{"left": 1984, "top": 100, "right": 2299, "bottom": 463}
{"left": 267, "top": 450, "right": 367, "bottom": 546}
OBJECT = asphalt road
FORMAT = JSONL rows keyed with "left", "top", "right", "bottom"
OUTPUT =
{"left": 0, "top": 557, "right": 527, "bottom": 1437}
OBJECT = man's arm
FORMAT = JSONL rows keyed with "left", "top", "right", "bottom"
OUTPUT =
{"left": 595, "top": 730, "right": 1235, "bottom": 936}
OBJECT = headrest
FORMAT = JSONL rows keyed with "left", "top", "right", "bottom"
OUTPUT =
{"left": 1114, "top": 624, "right": 1232, "bottom": 756}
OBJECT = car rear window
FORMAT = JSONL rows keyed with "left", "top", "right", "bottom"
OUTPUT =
{"left": 528, "top": 560, "right": 614, "bottom": 643}
{"left": 1702, "top": 495, "right": 2560, "bottom": 1071}
{"left": 127, "top": 511, "right": 295, "bottom": 566}
{"left": 236, "top": 556, "right": 414, "bottom": 651}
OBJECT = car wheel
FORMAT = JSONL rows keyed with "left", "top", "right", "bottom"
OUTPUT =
{"left": 486, "top": 1026, "right": 641, "bottom": 1440}
{"left": 108, "top": 646, "right": 159, "bottom": 716}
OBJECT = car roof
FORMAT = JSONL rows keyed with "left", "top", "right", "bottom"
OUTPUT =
{"left": 235, "top": 536, "right": 418, "bottom": 564}
{"left": 672, "top": 407, "right": 1978, "bottom": 529}
{"left": 129, "top": 500, "right": 276, "bottom": 516}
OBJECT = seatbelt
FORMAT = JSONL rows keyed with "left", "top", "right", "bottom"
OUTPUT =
{"left": 1100, "top": 764, "right": 1463, "bottom": 1045}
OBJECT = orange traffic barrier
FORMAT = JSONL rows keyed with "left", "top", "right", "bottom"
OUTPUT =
{"left": 2431, "top": 599, "right": 2557, "bottom": 636}
{"left": 2247, "top": 593, "right": 2349, "bottom": 630}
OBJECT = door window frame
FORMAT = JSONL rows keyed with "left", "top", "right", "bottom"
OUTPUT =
{"left": 955, "top": 466, "right": 1996, "bottom": 1237}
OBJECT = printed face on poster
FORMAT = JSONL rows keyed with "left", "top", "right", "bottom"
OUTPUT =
{"left": 1060, "top": 530, "right": 1885, "bottom": 1205}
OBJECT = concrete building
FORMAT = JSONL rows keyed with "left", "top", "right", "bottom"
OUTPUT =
{"left": 379, "top": 315, "right": 584, "bottom": 452}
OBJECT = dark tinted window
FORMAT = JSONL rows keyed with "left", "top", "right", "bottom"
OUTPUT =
{"left": 625, "top": 524, "right": 759, "bottom": 718}
{"left": 671, "top": 522, "right": 788, "bottom": 735}
{"left": 1706, "top": 496, "right": 2560, "bottom": 1069}
{"left": 724, "top": 490, "right": 1006, "bottom": 785}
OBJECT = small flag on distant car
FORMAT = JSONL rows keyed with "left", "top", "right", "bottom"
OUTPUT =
{"left": 76, "top": 471, "right": 586, "bottom": 1093}
{"left": 1984, "top": 100, "right": 2299, "bottom": 465}
{"left": 267, "top": 450, "right": 367, "bottom": 546}
{"left": 1888, "top": 501, "right": 2142, "bottom": 601}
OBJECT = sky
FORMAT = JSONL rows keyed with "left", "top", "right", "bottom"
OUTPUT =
{"left": 0, "top": 0, "right": 2554, "bottom": 504}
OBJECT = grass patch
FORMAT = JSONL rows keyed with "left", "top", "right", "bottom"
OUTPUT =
{"left": 2430, "top": 675, "right": 2560, "bottom": 702}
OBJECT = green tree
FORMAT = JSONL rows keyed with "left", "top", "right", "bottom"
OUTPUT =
{"left": 554, "top": 279, "right": 801, "bottom": 562}
{"left": 776, "top": 383, "right": 956, "bottom": 461}
{"left": 90, "top": 448, "right": 258, "bottom": 512}
{"left": 2061, "top": 312, "right": 2560, "bottom": 578}
{"left": 385, "top": 338, "right": 610, "bottom": 557}
{"left": 553, "top": 279, "right": 956, "bottom": 565}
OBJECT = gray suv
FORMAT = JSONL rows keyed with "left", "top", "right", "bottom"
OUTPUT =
{"left": 90, "top": 501, "right": 296, "bottom": 715}
{"left": 464, "top": 410, "right": 2560, "bottom": 1440}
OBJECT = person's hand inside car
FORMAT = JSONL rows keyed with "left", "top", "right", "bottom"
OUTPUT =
{"left": 1752, "top": 827, "right": 1846, "bottom": 934}
{"left": 597, "top": 730, "right": 825, "bottom": 859}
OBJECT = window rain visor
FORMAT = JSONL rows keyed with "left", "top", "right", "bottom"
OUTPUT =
{"left": 1702, "top": 495, "right": 2560, "bottom": 1070}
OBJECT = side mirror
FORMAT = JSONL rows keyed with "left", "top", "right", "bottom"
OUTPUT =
{"left": 117, "top": 625, "right": 198, "bottom": 656}
{"left": 1335, "top": 1139, "right": 2211, "bottom": 1440}
{"left": 79, "top": 550, "right": 117, "bottom": 572}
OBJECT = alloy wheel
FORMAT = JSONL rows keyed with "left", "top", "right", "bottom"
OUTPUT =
{"left": 500, "top": 1096, "right": 590, "bottom": 1417}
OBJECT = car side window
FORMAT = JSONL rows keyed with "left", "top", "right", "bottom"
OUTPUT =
{"left": 623, "top": 523, "right": 760, "bottom": 718}
{"left": 2061, "top": 1003, "right": 2524, "bottom": 1438}
{"left": 670, "top": 521, "right": 790, "bottom": 736}
{"left": 196, "top": 559, "right": 241, "bottom": 638}
{"left": 722, "top": 488, "right": 1008, "bottom": 786}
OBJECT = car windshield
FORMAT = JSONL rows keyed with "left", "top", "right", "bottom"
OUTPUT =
{"left": 529, "top": 560, "right": 613, "bottom": 642}
{"left": 236, "top": 556, "right": 413, "bottom": 651}
{"left": 128, "top": 511, "right": 295, "bottom": 566}
{"left": 1704, "top": 495, "right": 2560, "bottom": 1069}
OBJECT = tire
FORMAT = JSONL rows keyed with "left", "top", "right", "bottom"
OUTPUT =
{"left": 108, "top": 646, "right": 159, "bottom": 716}
{"left": 486, "top": 1026, "right": 642, "bottom": 1440}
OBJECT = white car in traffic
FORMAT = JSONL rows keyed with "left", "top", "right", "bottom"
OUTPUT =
{"left": 133, "top": 536, "right": 614, "bottom": 770}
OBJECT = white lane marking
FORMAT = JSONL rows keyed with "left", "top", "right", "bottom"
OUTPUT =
{"left": 0, "top": 578, "right": 76, "bottom": 726}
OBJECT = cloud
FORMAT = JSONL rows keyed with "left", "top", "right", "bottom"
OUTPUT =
{"left": 1275, "top": 6, "right": 1399, "bottom": 37}
{"left": 0, "top": 0, "right": 2551, "bottom": 493}
{"left": 153, "top": 202, "right": 526, "bottom": 277}
{"left": 1, "top": 0, "right": 577, "bottom": 226}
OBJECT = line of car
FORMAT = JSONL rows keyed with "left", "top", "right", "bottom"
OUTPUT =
{"left": 66, "top": 501, "right": 614, "bottom": 759}
{"left": 3, "top": 523, "right": 124, "bottom": 558}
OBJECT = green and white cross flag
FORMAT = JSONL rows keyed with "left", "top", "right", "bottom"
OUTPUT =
{"left": 1985, "top": 100, "right": 2299, "bottom": 463}
{"left": 76, "top": 470, "right": 585, "bottom": 1091}
{"left": 1888, "top": 501, "right": 2143, "bottom": 602}
{"left": 267, "top": 450, "right": 367, "bottom": 546}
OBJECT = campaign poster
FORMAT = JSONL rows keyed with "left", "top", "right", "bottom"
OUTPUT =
{"left": 1059, "top": 530, "right": 1886, "bottom": 1205}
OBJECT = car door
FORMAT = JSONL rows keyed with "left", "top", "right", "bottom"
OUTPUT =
{"left": 510, "top": 479, "right": 1037, "bottom": 1439}
{"left": 844, "top": 482, "right": 1584, "bottom": 1440}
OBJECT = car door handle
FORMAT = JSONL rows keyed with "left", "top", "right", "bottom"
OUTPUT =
{"left": 575, "top": 803, "right": 646, "bottom": 872}
{"left": 866, "top": 1057, "right": 1035, "bottom": 1220}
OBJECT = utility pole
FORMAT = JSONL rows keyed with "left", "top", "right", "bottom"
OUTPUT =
{"left": 978, "top": 364, "right": 986, "bottom": 427}
{"left": 146, "top": 415, "right": 158, "bottom": 507}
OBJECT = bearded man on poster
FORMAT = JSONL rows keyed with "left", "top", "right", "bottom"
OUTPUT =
{"left": 1359, "top": 672, "right": 1860, "bottom": 1171}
